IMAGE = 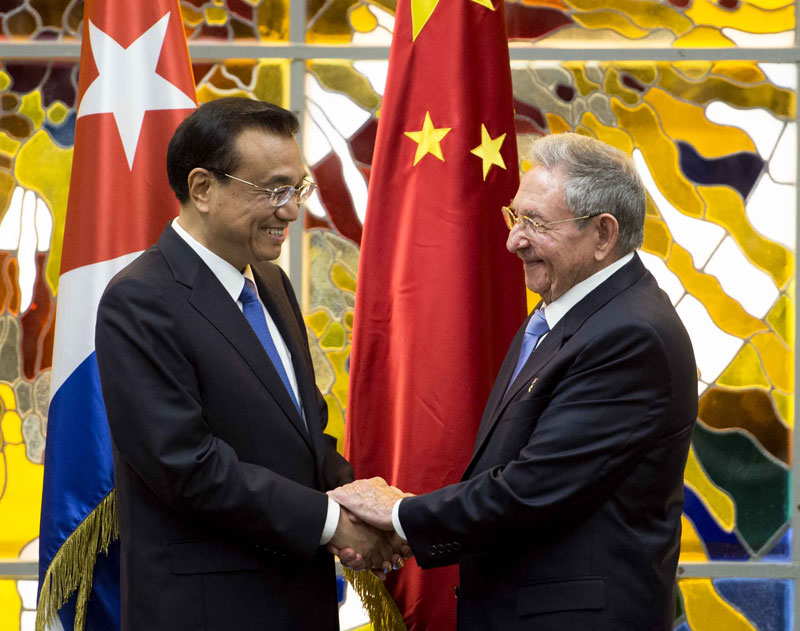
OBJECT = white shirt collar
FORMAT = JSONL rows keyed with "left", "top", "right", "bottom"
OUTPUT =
{"left": 542, "top": 251, "right": 634, "bottom": 330}
{"left": 172, "top": 217, "right": 249, "bottom": 303}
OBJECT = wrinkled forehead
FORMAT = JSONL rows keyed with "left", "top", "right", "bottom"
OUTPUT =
{"left": 512, "top": 164, "right": 569, "bottom": 213}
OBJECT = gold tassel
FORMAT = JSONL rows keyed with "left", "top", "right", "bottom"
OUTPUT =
{"left": 344, "top": 568, "right": 408, "bottom": 631}
{"left": 35, "top": 490, "right": 119, "bottom": 631}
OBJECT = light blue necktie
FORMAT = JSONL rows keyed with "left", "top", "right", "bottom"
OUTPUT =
{"left": 239, "top": 278, "right": 301, "bottom": 414}
{"left": 508, "top": 309, "right": 550, "bottom": 387}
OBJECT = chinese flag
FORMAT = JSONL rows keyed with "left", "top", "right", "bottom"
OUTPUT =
{"left": 345, "top": 0, "right": 526, "bottom": 628}
{"left": 37, "top": 1, "right": 195, "bottom": 629}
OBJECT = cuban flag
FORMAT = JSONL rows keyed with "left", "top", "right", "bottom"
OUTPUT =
{"left": 36, "top": 1, "right": 195, "bottom": 629}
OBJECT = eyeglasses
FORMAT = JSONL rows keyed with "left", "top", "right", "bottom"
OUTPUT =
{"left": 203, "top": 167, "right": 316, "bottom": 207}
{"left": 501, "top": 206, "right": 591, "bottom": 234}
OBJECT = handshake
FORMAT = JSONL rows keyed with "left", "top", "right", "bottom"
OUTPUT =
{"left": 326, "top": 477, "right": 415, "bottom": 580}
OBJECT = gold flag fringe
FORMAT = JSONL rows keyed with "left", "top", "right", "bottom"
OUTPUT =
{"left": 344, "top": 568, "right": 408, "bottom": 631}
{"left": 36, "top": 490, "right": 119, "bottom": 631}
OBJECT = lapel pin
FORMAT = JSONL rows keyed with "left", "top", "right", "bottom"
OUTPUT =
{"left": 528, "top": 377, "right": 538, "bottom": 393}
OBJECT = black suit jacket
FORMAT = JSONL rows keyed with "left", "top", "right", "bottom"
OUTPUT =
{"left": 95, "top": 225, "right": 353, "bottom": 631}
{"left": 399, "top": 254, "right": 697, "bottom": 631}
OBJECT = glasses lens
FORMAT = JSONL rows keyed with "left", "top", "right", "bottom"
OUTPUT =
{"left": 501, "top": 207, "right": 515, "bottom": 230}
{"left": 270, "top": 185, "right": 294, "bottom": 207}
{"left": 297, "top": 181, "right": 316, "bottom": 203}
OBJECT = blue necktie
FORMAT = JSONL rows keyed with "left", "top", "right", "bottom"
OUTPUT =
{"left": 508, "top": 309, "right": 550, "bottom": 387}
{"left": 239, "top": 279, "right": 301, "bottom": 414}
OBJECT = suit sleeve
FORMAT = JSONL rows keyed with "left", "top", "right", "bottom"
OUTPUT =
{"left": 96, "top": 274, "right": 329, "bottom": 562}
{"left": 276, "top": 267, "right": 354, "bottom": 490}
{"left": 400, "top": 321, "right": 682, "bottom": 568}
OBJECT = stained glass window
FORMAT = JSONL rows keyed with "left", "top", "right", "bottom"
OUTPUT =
{"left": 1, "top": 1, "right": 798, "bottom": 630}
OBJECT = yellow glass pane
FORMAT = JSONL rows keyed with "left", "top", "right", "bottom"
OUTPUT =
{"left": 772, "top": 390, "right": 793, "bottom": 428}
{"left": 0, "top": 133, "right": 20, "bottom": 158}
{"left": 0, "top": 580, "right": 21, "bottom": 631}
{"left": 344, "top": 310, "right": 354, "bottom": 331}
{"left": 615, "top": 62, "right": 657, "bottom": 86}
{"left": 679, "top": 515, "right": 709, "bottom": 562}
{"left": 567, "top": 65, "right": 601, "bottom": 97}
{"left": 328, "top": 348, "right": 351, "bottom": 409}
{"left": 717, "top": 343, "right": 771, "bottom": 390}
{"left": 308, "top": 61, "right": 380, "bottom": 111}
{"left": 710, "top": 61, "right": 767, "bottom": 84}
{"left": 14, "top": 130, "right": 72, "bottom": 294}
{"left": 579, "top": 111, "right": 634, "bottom": 154}
{"left": 0, "top": 72, "right": 9, "bottom": 91}
{"left": 320, "top": 321, "right": 347, "bottom": 350}
{"left": 767, "top": 294, "right": 792, "bottom": 346}
{"left": 667, "top": 244, "right": 767, "bottom": 338}
{"left": 658, "top": 65, "right": 794, "bottom": 120}
{"left": 0, "top": 172, "right": 14, "bottom": 215}
{"left": 180, "top": 4, "right": 204, "bottom": 28}
{"left": 642, "top": 215, "right": 671, "bottom": 258}
{"left": 349, "top": 3, "right": 378, "bottom": 32}
{"left": 565, "top": 0, "right": 692, "bottom": 34}
{"left": 331, "top": 261, "right": 357, "bottom": 293}
{"left": 324, "top": 393, "right": 346, "bottom": 454}
{"left": 571, "top": 10, "right": 649, "bottom": 39}
{"left": 674, "top": 26, "right": 735, "bottom": 47}
{"left": 604, "top": 68, "right": 640, "bottom": 106}
{"left": 255, "top": 0, "right": 289, "bottom": 40}
{"left": 46, "top": 102, "right": 69, "bottom": 125}
{"left": 700, "top": 186, "right": 793, "bottom": 289}
{"left": 0, "top": 442, "right": 43, "bottom": 557}
{"left": 751, "top": 332, "right": 793, "bottom": 393}
{"left": 307, "top": 0, "right": 361, "bottom": 43}
{"left": 306, "top": 309, "right": 331, "bottom": 338}
{"left": 680, "top": 579, "right": 758, "bottom": 631}
{"left": 686, "top": 0, "right": 794, "bottom": 33}
{"left": 2, "top": 412, "right": 21, "bottom": 443}
{"left": 613, "top": 101, "right": 704, "bottom": 217}
{"left": 204, "top": 7, "right": 228, "bottom": 26}
{"left": 684, "top": 448, "right": 736, "bottom": 531}
{"left": 545, "top": 113, "right": 571, "bottom": 134}
{"left": 742, "top": 0, "right": 794, "bottom": 8}
{"left": 19, "top": 92, "right": 44, "bottom": 130}
{"left": 644, "top": 88, "right": 756, "bottom": 158}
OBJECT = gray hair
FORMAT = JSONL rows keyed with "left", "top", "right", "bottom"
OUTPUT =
{"left": 528, "top": 133, "right": 646, "bottom": 254}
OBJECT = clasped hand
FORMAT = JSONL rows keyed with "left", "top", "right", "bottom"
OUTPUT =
{"left": 326, "top": 478, "right": 415, "bottom": 579}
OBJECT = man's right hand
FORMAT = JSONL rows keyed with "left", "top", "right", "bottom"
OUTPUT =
{"left": 327, "top": 508, "right": 402, "bottom": 579}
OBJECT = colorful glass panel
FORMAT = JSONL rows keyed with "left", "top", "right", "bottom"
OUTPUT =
{"left": 676, "top": 578, "right": 792, "bottom": 631}
{"left": 300, "top": 59, "right": 796, "bottom": 565}
{"left": 0, "top": 1, "right": 794, "bottom": 45}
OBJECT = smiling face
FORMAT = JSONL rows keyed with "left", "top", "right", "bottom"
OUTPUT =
{"left": 200, "top": 128, "right": 306, "bottom": 271}
{"left": 507, "top": 165, "right": 605, "bottom": 304}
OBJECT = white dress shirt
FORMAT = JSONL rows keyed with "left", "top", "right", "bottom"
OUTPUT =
{"left": 172, "top": 218, "right": 340, "bottom": 544}
{"left": 391, "top": 251, "right": 635, "bottom": 541}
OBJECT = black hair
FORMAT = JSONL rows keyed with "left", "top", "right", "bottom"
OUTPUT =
{"left": 166, "top": 97, "right": 299, "bottom": 203}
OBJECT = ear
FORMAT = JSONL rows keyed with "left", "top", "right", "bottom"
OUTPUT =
{"left": 594, "top": 213, "right": 619, "bottom": 261}
{"left": 187, "top": 168, "right": 214, "bottom": 214}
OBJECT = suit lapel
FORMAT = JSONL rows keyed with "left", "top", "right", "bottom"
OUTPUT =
{"left": 465, "top": 254, "right": 648, "bottom": 478}
{"left": 253, "top": 270, "right": 326, "bottom": 469}
{"left": 158, "top": 226, "right": 316, "bottom": 454}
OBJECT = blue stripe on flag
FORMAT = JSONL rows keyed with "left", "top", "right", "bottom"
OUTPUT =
{"left": 39, "top": 351, "right": 119, "bottom": 627}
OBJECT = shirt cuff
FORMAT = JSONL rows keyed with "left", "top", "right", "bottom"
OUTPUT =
{"left": 319, "top": 497, "right": 341, "bottom": 545}
{"left": 392, "top": 499, "right": 408, "bottom": 541}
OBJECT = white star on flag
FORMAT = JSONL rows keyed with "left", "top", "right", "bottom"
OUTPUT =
{"left": 77, "top": 12, "right": 196, "bottom": 170}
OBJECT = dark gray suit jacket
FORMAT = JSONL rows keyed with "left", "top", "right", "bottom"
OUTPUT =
{"left": 400, "top": 253, "right": 697, "bottom": 631}
{"left": 96, "top": 224, "right": 352, "bottom": 631}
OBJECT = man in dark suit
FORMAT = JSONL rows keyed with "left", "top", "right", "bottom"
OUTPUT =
{"left": 332, "top": 133, "right": 697, "bottom": 630}
{"left": 95, "top": 98, "right": 399, "bottom": 631}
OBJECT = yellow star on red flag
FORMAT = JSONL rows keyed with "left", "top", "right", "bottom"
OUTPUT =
{"left": 470, "top": 124, "right": 507, "bottom": 180}
{"left": 404, "top": 111, "right": 452, "bottom": 166}
{"left": 411, "top": 0, "right": 495, "bottom": 41}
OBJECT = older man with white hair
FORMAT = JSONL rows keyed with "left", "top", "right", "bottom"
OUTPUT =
{"left": 333, "top": 132, "right": 698, "bottom": 631}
